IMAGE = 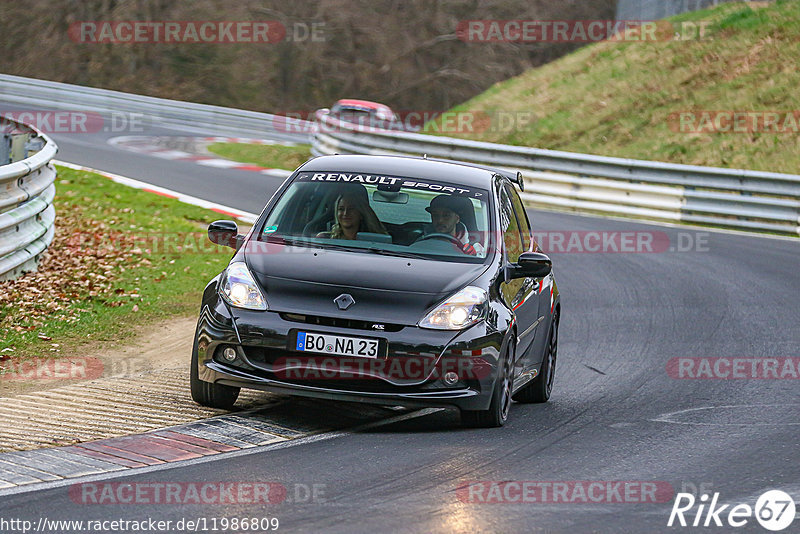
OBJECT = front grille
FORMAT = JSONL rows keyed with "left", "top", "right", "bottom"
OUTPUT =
{"left": 279, "top": 312, "right": 404, "bottom": 332}
{"left": 240, "top": 345, "right": 432, "bottom": 393}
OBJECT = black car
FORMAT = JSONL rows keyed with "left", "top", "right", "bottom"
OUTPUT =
{"left": 191, "top": 155, "right": 560, "bottom": 427}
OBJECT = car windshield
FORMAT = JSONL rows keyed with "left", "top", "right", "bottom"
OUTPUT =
{"left": 256, "top": 171, "right": 493, "bottom": 263}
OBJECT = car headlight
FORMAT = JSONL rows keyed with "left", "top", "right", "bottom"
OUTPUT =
{"left": 219, "top": 262, "right": 267, "bottom": 310}
{"left": 419, "top": 286, "right": 487, "bottom": 330}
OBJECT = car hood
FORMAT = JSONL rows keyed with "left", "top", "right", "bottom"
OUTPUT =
{"left": 245, "top": 244, "right": 488, "bottom": 325}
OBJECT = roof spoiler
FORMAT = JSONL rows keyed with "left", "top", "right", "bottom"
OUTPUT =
{"left": 425, "top": 157, "right": 524, "bottom": 192}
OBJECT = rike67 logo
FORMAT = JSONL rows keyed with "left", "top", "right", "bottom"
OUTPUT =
{"left": 668, "top": 490, "right": 796, "bottom": 531}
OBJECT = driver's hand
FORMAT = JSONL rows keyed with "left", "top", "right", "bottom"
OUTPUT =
{"left": 461, "top": 242, "right": 478, "bottom": 256}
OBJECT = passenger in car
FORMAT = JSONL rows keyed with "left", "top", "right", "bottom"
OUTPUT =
{"left": 317, "top": 191, "right": 388, "bottom": 240}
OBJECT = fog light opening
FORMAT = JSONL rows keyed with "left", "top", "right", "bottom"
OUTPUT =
{"left": 443, "top": 372, "right": 459, "bottom": 386}
{"left": 222, "top": 346, "right": 238, "bottom": 362}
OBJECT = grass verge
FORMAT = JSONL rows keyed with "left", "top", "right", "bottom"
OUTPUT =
{"left": 0, "top": 166, "right": 237, "bottom": 359}
{"left": 207, "top": 142, "right": 312, "bottom": 170}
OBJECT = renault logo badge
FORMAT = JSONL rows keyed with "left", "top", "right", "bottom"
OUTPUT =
{"left": 334, "top": 294, "right": 355, "bottom": 310}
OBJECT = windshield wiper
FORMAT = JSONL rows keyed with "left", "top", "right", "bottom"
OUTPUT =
{"left": 264, "top": 235, "right": 320, "bottom": 248}
{"left": 363, "top": 247, "right": 429, "bottom": 260}
{"left": 264, "top": 236, "right": 429, "bottom": 259}
{"left": 308, "top": 241, "right": 428, "bottom": 259}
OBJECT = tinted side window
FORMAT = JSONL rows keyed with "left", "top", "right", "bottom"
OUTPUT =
{"left": 506, "top": 184, "right": 531, "bottom": 252}
{"left": 499, "top": 185, "right": 523, "bottom": 263}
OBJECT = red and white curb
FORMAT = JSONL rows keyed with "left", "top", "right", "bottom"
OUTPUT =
{"left": 0, "top": 407, "right": 297, "bottom": 490}
{"left": 55, "top": 160, "right": 260, "bottom": 224}
{"left": 108, "top": 135, "right": 294, "bottom": 178}
{"left": 202, "top": 136, "right": 291, "bottom": 145}
{"left": 0, "top": 406, "right": 437, "bottom": 496}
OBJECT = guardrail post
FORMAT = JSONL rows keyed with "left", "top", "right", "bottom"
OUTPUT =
{"left": 10, "top": 133, "right": 31, "bottom": 163}
{"left": 0, "top": 134, "right": 10, "bottom": 165}
{"left": 24, "top": 135, "right": 44, "bottom": 160}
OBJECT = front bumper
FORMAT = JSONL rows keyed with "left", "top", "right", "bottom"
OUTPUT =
{"left": 194, "top": 296, "right": 504, "bottom": 411}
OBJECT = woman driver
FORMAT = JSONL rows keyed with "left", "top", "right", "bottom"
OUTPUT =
{"left": 317, "top": 191, "right": 387, "bottom": 240}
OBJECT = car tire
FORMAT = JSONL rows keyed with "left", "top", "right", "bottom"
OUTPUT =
{"left": 190, "top": 337, "right": 240, "bottom": 409}
{"left": 512, "top": 313, "right": 558, "bottom": 404}
{"left": 461, "top": 339, "right": 514, "bottom": 428}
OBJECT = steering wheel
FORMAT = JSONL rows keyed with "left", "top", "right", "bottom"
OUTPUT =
{"left": 417, "top": 233, "right": 463, "bottom": 246}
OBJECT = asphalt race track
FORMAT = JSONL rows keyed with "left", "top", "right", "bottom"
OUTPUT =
{"left": 1, "top": 102, "right": 798, "bottom": 533}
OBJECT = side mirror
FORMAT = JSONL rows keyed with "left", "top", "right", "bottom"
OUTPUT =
{"left": 208, "top": 220, "right": 241, "bottom": 250}
{"left": 512, "top": 252, "right": 552, "bottom": 279}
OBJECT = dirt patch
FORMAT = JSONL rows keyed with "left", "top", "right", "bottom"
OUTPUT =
{"left": 0, "top": 316, "right": 285, "bottom": 452}
{"left": 0, "top": 316, "right": 196, "bottom": 397}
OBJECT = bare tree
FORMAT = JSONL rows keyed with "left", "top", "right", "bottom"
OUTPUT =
{"left": 0, "top": 0, "right": 615, "bottom": 112}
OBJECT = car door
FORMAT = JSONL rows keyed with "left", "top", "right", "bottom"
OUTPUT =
{"left": 509, "top": 183, "right": 553, "bottom": 371}
{"left": 502, "top": 183, "right": 542, "bottom": 364}
{"left": 498, "top": 183, "right": 535, "bottom": 381}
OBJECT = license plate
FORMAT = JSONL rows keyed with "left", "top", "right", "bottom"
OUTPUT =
{"left": 295, "top": 331, "right": 380, "bottom": 359}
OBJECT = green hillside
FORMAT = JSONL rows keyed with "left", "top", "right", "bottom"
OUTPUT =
{"left": 442, "top": 1, "right": 800, "bottom": 174}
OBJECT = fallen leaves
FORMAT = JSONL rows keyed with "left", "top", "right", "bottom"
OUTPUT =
{"left": 0, "top": 212, "right": 146, "bottom": 334}
{"left": 0, "top": 167, "right": 231, "bottom": 357}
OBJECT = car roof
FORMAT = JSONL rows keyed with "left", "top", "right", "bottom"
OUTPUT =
{"left": 334, "top": 99, "right": 391, "bottom": 111}
{"left": 299, "top": 154, "right": 498, "bottom": 189}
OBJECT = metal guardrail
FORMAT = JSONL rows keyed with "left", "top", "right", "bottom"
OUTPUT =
{"left": 0, "top": 74, "right": 311, "bottom": 144}
{"left": 312, "top": 111, "right": 800, "bottom": 236}
{"left": 0, "top": 117, "right": 58, "bottom": 280}
{"left": 1, "top": 74, "right": 795, "bottom": 235}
